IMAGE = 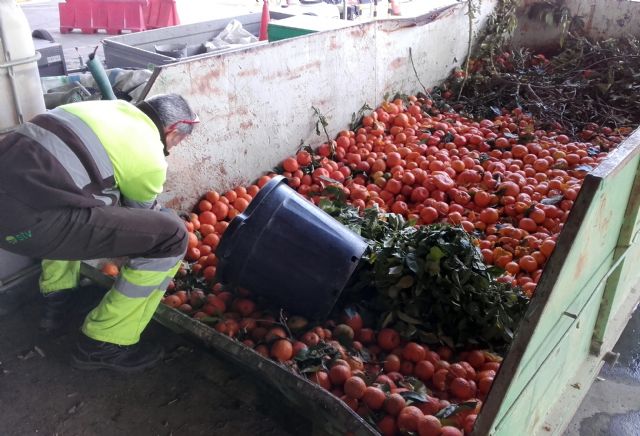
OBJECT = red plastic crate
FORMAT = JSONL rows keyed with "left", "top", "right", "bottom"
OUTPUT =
{"left": 59, "top": 0, "right": 150, "bottom": 35}
{"left": 97, "top": 0, "right": 148, "bottom": 34}
{"left": 145, "top": 0, "right": 179, "bottom": 29}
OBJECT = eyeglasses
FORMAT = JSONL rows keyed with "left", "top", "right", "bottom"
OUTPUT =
{"left": 167, "top": 114, "right": 200, "bottom": 132}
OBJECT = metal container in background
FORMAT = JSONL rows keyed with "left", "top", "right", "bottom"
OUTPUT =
{"left": 103, "top": 12, "right": 293, "bottom": 69}
{"left": 0, "top": 0, "right": 46, "bottom": 135}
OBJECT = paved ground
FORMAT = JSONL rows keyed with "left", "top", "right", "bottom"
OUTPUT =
{"left": 0, "top": 279, "right": 309, "bottom": 436}
{"left": 565, "top": 308, "right": 640, "bottom": 436}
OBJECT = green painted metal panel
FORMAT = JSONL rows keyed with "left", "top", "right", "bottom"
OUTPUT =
{"left": 496, "top": 256, "right": 612, "bottom": 415}
{"left": 475, "top": 132, "right": 640, "bottom": 435}
{"left": 591, "top": 138, "right": 640, "bottom": 350}
{"left": 268, "top": 24, "right": 316, "bottom": 42}
{"left": 494, "top": 279, "right": 604, "bottom": 434}
{"left": 494, "top": 177, "right": 632, "bottom": 418}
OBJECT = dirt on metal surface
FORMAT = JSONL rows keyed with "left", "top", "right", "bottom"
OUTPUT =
{"left": 0, "top": 286, "right": 309, "bottom": 436}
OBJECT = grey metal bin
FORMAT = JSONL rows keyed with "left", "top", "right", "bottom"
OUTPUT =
{"left": 103, "top": 12, "right": 293, "bottom": 70}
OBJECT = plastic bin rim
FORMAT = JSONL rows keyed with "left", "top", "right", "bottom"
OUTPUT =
{"left": 216, "top": 175, "right": 286, "bottom": 262}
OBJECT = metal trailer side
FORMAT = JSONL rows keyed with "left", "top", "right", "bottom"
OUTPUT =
{"left": 79, "top": 1, "right": 640, "bottom": 435}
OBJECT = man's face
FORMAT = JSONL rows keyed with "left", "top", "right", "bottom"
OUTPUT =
{"left": 164, "top": 129, "right": 189, "bottom": 154}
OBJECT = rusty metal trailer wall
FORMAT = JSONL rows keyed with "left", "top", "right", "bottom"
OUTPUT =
{"left": 141, "top": 0, "right": 499, "bottom": 211}
{"left": 514, "top": 0, "right": 640, "bottom": 48}
{"left": 79, "top": 2, "right": 640, "bottom": 435}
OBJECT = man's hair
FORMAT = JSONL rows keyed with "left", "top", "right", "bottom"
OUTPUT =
{"left": 145, "top": 94, "right": 196, "bottom": 135}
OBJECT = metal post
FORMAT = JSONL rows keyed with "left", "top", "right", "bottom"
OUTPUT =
{"left": 0, "top": 23, "right": 26, "bottom": 128}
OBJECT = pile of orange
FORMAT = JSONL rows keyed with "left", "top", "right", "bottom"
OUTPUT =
{"left": 164, "top": 91, "right": 628, "bottom": 435}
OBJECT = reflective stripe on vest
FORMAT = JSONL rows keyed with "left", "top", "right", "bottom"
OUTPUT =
{"left": 47, "top": 108, "right": 120, "bottom": 206}
{"left": 48, "top": 108, "right": 114, "bottom": 180}
{"left": 15, "top": 123, "right": 92, "bottom": 189}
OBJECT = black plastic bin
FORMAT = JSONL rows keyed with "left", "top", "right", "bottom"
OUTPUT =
{"left": 216, "top": 176, "right": 368, "bottom": 319}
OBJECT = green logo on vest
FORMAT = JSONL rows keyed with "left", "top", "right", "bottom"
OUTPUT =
{"left": 5, "top": 230, "right": 32, "bottom": 244}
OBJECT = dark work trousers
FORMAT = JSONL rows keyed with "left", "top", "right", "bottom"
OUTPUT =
{"left": 0, "top": 205, "right": 188, "bottom": 345}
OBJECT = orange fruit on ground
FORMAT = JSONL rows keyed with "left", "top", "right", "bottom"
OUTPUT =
{"left": 414, "top": 360, "right": 435, "bottom": 382}
{"left": 301, "top": 331, "right": 320, "bottom": 346}
{"left": 254, "top": 344, "right": 269, "bottom": 358}
{"left": 378, "top": 328, "right": 401, "bottom": 351}
{"left": 265, "top": 327, "right": 288, "bottom": 342}
{"left": 199, "top": 211, "right": 217, "bottom": 226}
{"left": 340, "top": 395, "right": 358, "bottom": 411}
{"left": 463, "top": 414, "right": 478, "bottom": 434}
{"left": 187, "top": 232, "right": 198, "bottom": 249}
{"left": 101, "top": 262, "right": 119, "bottom": 277}
{"left": 202, "top": 266, "right": 216, "bottom": 281}
{"left": 185, "top": 247, "right": 200, "bottom": 262}
{"left": 282, "top": 157, "right": 299, "bottom": 173}
{"left": 417, "top": 415, "right": 442, "bottom": 436}
{"left": 344, "top": 376, "right": 367, "bottom": 399}
{"left": 270, "top": 339, "right": 293, "bottom": 362}
{"left": 199, "top": 223, "right": 215, "bottom": 236}
{"left": 212, "top": 201, "right": 229, "bottom": 221}
{"left": 329, "top": 364, "right": 352, "bottom": 386}
{"left": 198, "top": 199, "right": 212, "bottom": 212}
{"left": 383, "top": 393, "right": 406, "bottom": 416}
{"left": 224, "top": 190, "right": 237, "bottom": 203}
{"left": 341, "top": 311, "right": 364, "bottom": 332}
{"left": 233, "top": 298, "right": 256, "bottom": 317}
{"left": 478, "top": 376, "right": 494, "bottom": 395}
{"left": 400, "top": 360, "right": 414, "bottom": 376}
{"left": 450, "top": 377, "right": 475, "bottom": 400}
{"left": 207, "top": 293, "right": 226, "bottom": 307}
{"left": 449, "top": 363, "right": 467, "bottom": 378}
{"left": 214, "top": 221, "right": 229, "bottom": 234}
{"left": 440, "top": 426, "right": 463, "bottom": 436}
{"left": 467, "top": 350, "right": 486, "bottom": 369}
{"left": 402, "top": 342, "right": 426, "bottom": 362}
{"left": 203, "top": 233, "right": 220, "bottom": 248}
{"left": 234, "top": 197, "right": 250, "bottom": 213}
{"left": 377, "top": 415, "right": 398, "bottom": 436}
{"left": 383, "top": 354, "right": 401, "bottom": 373}
{"left": 540, "top": 238, "right": 556, "bottom": 258}
{"left": 205, "top": 191, "right": 220, "bottom": 203}
{"left": 362, "top": 386, "right": 386, "bottom": 410}
{"left": 310, "top": 371, "right": 331, "bottom": 390}
{"left": 162, "top": 294, "right": 181, "bottom": 308}
{"left": 397, "top": 406, "right": 424, "bottom": 432}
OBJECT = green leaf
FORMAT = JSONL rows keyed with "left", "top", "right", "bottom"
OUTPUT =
{"left": 435, "top": 401, "right": 478, "bottom": 419}
{"left": 318, "top": 175, "right": 342, "bottom": 186}
{"left": 381, "top": 311, "right": 394, "bottom": 328}
{"left": 399, "top": 391, "right": 428, "bottom": 404}
{"left": 396, "top": 311, "right": 423, "bottom": 325}
{"left": 541, "top": 195, "right": 564, "bottom": 205}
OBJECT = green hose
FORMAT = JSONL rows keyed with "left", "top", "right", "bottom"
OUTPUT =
{"left": 87, "top": 50, "right": 116, "bottom": 100}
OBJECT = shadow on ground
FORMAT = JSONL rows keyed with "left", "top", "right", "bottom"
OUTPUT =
{"left": 0, "top": 285, "right": 310, "bottom": 436}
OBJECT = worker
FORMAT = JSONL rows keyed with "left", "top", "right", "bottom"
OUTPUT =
{"left": 0, "top": 94, "right": 198, "bottom": 372}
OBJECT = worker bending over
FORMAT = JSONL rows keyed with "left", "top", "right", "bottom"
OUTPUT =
{"left": 0, "top": 94, "right": 198, "bottom": 372}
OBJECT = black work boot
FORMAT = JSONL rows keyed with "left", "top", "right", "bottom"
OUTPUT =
{"left": 39, "top": 289, "right": 75, "bottom": 333}
{"left": 71, "top": 334, "right": 164, "bottom": 373}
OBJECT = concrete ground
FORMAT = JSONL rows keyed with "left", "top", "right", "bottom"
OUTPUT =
{"left": 564, "top": 308, "right": 640, "bottom": 436}
{"left": 0, "top": 279, "right": 309, "bottom": 436}
{"left": 18, "top": 1, "right": 640, "bottom": 435}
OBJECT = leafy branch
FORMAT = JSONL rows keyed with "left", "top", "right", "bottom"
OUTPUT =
{"left": 321, "top": 200, "right": 529, "bottom": 351}
{"left": 312, "top": 105, "right": 332, "bottom": 143}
